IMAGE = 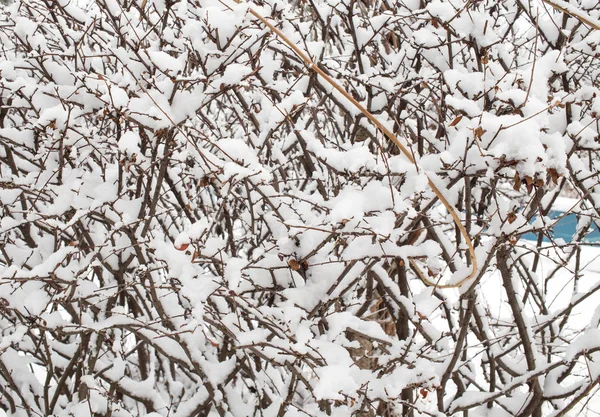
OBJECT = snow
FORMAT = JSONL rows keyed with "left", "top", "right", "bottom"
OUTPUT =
{"left": 327, "top": 312, "right": 393, "bottom": 343}
{"left": 110, "top": 85, "right": 130, "bottom": 109}
{"left": 224, "top": 257, "right": 246, "bottom": 290}
{"left": 118, "top": 131, "right": 141, "bottom": 155}
{"left": 565, "top": 328, "right": 600, "bottom": 361}
{"left": 217, "top": 138, "right": 272, "bottom": 183}
{"left": 211, "top": 64, "right": 253, "bottom": 90}
{"left": 328, "top": 181, "right": 395, "bottom": 224}
{"left": 426, "top": 0, "right": 456, "bottom": 22}
{"left": 313, "top": 364, "right": 364, "bottom": 401}
{"left": 146, "top": 50, "right": 186, "bottom": 75}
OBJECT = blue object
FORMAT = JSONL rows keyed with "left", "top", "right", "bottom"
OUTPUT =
{"left": 522, "top": 211, "right": 600, "bottom": 243}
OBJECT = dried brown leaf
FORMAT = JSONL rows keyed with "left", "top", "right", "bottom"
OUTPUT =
{"left": 288, "top": 259, "right": 301, "bottom": 271}
{"left": 513, "top": 173, "right": 521, "bottom": 191}
{"left": 449, "top": 115, "right": 463, "bottom": 127}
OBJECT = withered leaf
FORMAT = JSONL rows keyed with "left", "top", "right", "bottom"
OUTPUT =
{"left": 513, "top": 173, "right": 521, "bottom": 191}
{"left": 449, "top": 115, "right": 463, "bottom": 127}
{"left": 288, "top": 259, "right": 301, "bottom": 271}
{"left": 175, "top": 243, "right": 189, "bottom": 251}
{"left": 474, "top": 126, "right": 486, "bottom": 139}
{"left": 547, "top": 168, "right": 560, "bottom": 185}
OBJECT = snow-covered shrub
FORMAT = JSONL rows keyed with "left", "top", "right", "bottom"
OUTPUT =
{"left": 1, "top": 0, "right": 600, "bottom": 416}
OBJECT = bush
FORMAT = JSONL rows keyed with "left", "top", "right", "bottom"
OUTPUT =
{"left": 2, "top": 0, "right": 600, "bottom": 416}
